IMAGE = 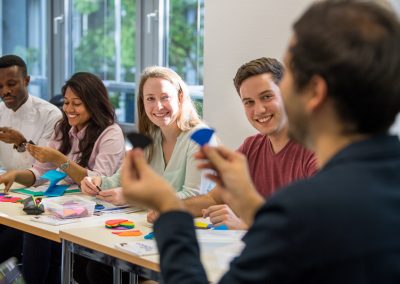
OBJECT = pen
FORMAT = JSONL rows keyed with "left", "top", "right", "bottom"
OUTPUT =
{"left": 101, "top": 205, "right": 130, "bottom": 211}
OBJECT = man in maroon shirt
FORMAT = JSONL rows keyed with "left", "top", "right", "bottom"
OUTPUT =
{"left": 148, "top": 57, "right": 318, "bottom": 229}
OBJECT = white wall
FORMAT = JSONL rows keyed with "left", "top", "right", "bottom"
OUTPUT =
{"left": 204, "top": 0, "right": 400, "bottom": 148}
{"left": 203, "top": 0, "right": 313, "bottom": 148}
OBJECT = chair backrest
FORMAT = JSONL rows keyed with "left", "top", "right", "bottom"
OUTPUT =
{"left": 49, "top": 94, "right": 64, "bottom": 109}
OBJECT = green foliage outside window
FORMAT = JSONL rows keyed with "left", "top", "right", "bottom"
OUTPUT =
{"left": 169, "top": 0, "right": 204, "bottom": 85}
{"left": 70, "top": 0, "right": 203, "bottom": 116}
{"left": 73, "top": 0, "right": 136, "bottom": 82}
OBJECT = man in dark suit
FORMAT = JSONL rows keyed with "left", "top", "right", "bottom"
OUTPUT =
{"left": 121, "top": 1, "right": 400, "bottom": 283}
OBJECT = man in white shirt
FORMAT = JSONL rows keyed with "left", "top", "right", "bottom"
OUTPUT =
{"left": 0, "top": 54, "right": 62, "bottom": 170}
{"left": 0, "top": 54, "right": 62, "bottom": 264}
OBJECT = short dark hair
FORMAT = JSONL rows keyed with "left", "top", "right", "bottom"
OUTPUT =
{"left": 56, "top": 72, "right": 116, "bottom": 168}
{"left": 233, "top": 57, "right": 284, "bottom": 95}
{"left": 0, "top": 54, "right": 28, "bottom": 77}
{"left": 290, "top": 0, "right": 400, "bottom": 134}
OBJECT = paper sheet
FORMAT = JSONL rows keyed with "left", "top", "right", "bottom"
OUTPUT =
{"left": 30, "top": 215, "right": 81, "bottom": 226}
{"left": 115, "top": 240, "right": 158, "bottom": 256}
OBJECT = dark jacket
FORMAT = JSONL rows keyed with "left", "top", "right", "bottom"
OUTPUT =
{"left": 155, "top": 134, "right": 400, "bottom": 284}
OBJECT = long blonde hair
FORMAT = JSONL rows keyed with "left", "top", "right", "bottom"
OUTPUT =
{"left": 137, "top": 66, "right": 201, "bottom": 161}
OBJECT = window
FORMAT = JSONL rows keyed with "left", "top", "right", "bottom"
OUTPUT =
{"left": 0, "top": 0, "right": 48, "bottom": 100}
{"left": 68, "top": 0, "right": 137, "bottom": 123}
{"left": 1, "top": 0, "right": 205, "bottom": 122}
{"left": 168, "top": 0, "right": 204, "bottom": 116}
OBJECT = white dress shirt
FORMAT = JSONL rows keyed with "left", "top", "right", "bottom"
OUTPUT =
{"left": 0, "top": 95, "right": 62, "bottom": 170}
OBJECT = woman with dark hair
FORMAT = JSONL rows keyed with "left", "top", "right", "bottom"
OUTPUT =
{"left": 0, "top": 72, "right": 125, "bottom": 284}
{"left": 0, "top": 72, "right": 125, "bottom": 189}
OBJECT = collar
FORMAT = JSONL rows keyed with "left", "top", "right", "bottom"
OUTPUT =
{"left": 68, "top": 124, "right": 88, "bottom": 140}
{"left": 13, "top": 94, "right": 33, "bottom": 114}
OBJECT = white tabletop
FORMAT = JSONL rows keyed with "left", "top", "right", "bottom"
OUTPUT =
{"left": 60, "top": 212, "right": 245, "bottom": 283}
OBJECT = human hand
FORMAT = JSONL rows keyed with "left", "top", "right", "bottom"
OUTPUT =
{"left": 80, "top": 176, "right": 102, "bottom": 196}
{"left": 147, "top": 210, "right": 160, "bottom": 223}
{"left": 0, "top": 171, "right": 18, "bottom": 193}
{"left": 196, "top": 145, "right": 264, "bottom": 226}
{"left": 121, "top": 148, "right": 184, "bottom": 213}
{"left": 0, "top": 127, "right": 26, "bottom": 145}
{"left": 96, "top": 187, "right": 127, "bottom": 206}
{"left": 202, "top": 204, "right": 248, "bottom": 230}
{"left": 26, "top": 144, "right": 65, "bottom": 165}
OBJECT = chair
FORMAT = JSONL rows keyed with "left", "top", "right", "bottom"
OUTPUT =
{"left": 49, "top": 94, "right": 64, "bottom": 109}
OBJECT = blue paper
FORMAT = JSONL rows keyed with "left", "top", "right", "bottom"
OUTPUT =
{"left": 144, "top": 232, "right": 155, "bottom": 240}
{"left": 213, "top": 224, "right": 229, "bottom": 230}
{"left": 40, "top": 170, "right": 68, "bottom": 197}
{"left": 41, "top": 170, "right": 67, "bottom": 187}
{"left": 95, "top": 204, "right": 105, "bottom": 210}
{"left": 44, "top": 185, "right": 70, "bottom": 197}
{"left": 190, "top": 128, "right": 215, "bottom": 146}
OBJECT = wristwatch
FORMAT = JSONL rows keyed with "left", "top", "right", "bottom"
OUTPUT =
{"left": 13, "top": 140, "right": 35, "bottom": 153}
{"left": 59, "top": 160, "right": 70, "bottom": 171}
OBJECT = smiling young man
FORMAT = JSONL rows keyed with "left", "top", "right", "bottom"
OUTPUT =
{"left": 0, "top": 55, "right": 61, "bottom": 264}
{"left": 0, "top": 55, "right": 62, "bottom": 170}
{"left": 149, "top": 57, "right": 318, "bottom": 229}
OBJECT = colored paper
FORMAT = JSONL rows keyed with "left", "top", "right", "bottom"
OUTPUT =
{"left": 0, "top": 196, "right": 22, "bottom": 203}
{"left": 12, "top": 188, "right": 80, "bottom": 197}
{"left": 144, "top": 232, "right": 154, "bottom": 240}
{"left": 44, "top": 185, "right": 70, "bottom": 197}
{"left": 105, "top": 219, "right": 135, "bottom": 230}
{"left": 41, "top": 170, "right": 67, "bottom": 188}
{"left": 195, "top": 221, "right": 211, "bottom": 229}
{"left": 112, "top": 230, "right": 142, "bottom": 236}
{"left": 213, "top": 224, "right": 229, "bottom": 230}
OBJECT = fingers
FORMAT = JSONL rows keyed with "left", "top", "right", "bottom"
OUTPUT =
{"left": 203, "top": 145, "right": 233, "bottom": 160}
{"left": 96, "top": 194, "right": 113, "bottom": 203}
{"left": 202, "top": 208, "right": 209, "bottom": 218}
{"left": 201, "top": 146, "right": 225, "bottom": 169}
{"left": 193, "top": 149, "right": 207, "bottom": 160}
{"left": 130, "top": 148, "right": 148, "bottom": 175}
{"left": 97, "top": 190, "right": 114, "bottom": 198}
{"left": 4, "top": 180, "right": 13, "bottom": 193}
{"left": 97, "top": 189, "right": 123, "bottom": 206}
{"left": 203, "top": 205, "right": 234, "bottom": 226}
{"left": 200, "top": 145, "right": 237, "bottom": 174}
{"left": 204, "top": 173, "right": 223, "bottom": 186}
{"left": 197, "top": 161, "right": 217, "bottom": 171}
{"left": 121, "top": 148, "right": 148, "bottom": 186}
{"left": 202, "top": 204, "right": 225, "bottom": 218}
{"left": 95, "top": 194, "right": 109, "bottom": 202}
{"left": 121, "top": 150, "right": 139, "bottom": 183}
{"left": 80, "top": 177, "right": 99, "bottom": 196}
{"left": 147, "top": 210, "right": 159, "bottom": 223}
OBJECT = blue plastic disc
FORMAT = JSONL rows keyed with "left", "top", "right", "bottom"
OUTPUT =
{"left": 190, "top": 128, "right": 215, "bottom": 146}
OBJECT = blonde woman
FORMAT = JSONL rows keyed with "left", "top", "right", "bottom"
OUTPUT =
{"left": 80, "top": 67, "right": 216, "bottom": 284}
{"left": 81, "top": 66, "right": 216, "bottom": 203}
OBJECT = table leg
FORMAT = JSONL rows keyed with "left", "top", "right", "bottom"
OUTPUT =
{"left": 61, "top": 239, "right": 72, "bottom": 284}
